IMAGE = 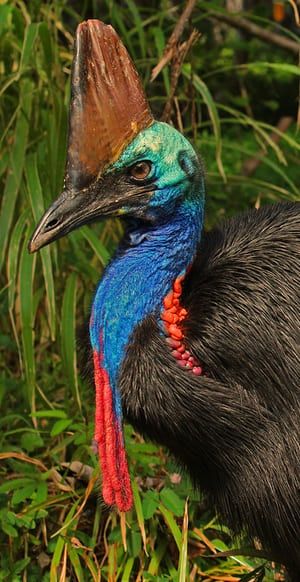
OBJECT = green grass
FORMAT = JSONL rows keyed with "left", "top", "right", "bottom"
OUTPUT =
{"left": 1, "top": 1, "right": 299, "bottom": 580}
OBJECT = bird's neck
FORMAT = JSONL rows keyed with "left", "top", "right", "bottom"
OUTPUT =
{"left": 89, "top": 194, "right": 204, "bottom": 510}
{"left": 90, "top": 197, "right": 204, "bottom": 379}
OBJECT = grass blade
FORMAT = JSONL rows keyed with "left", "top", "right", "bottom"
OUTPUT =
{"left": 81, "top": 226, "right": 110, "bottom": 267}
{"left": 50, "top": 536, "right": 66, "bottom": 582}
{"left": 178, "top": 499, "right": 189, "bottom": 582}
{"left": 19, "top": 223, "right": 37, "bottom": 409}
{"left": 159, "top": 504, "right": 182, "bottom": 551}
{"left": 0, "top": 79, "right": 33, "bottom": 272}
{"left": 26, "top": 154, "right": 56, "bottom": 340}
{"left": 19, "top": 23, "right": 39, "bottom": 74}
{"left": 126, "top": 0, "right": 146, "bottom": 58}
{"left": 148, "top": 537, "right": 168, "bottom": 575}
{"left": 132, "top": 479, "right": 148, "bottom": 554}
{"left": 61, "top": 272, "right": 81, "bottom": 413}
{"left": 184, "top": 67, "right": 226, "bottom": 181}
{"left": 7, "top": 209, "right": 29, "bottom": 367}
{"left": 68, "top": 545, "right": 84, "bottom": 582}
{"left": 121, "top": 557, "right": 135, "bottom": 581}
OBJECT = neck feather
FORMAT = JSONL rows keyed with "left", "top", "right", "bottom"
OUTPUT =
{"left": 90, "top": 197, "right": 204, "bottom": 377}
{"left": 89, "top": 194, "right": 204, "bottom": 511}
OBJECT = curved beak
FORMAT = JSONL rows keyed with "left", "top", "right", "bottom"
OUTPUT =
{"left": 28, "top": 189, "right": 92, "bottom": 253}
{"left": 28, "top": 173, "right": 155, "bottom": 253}
{"left": 28, "top": 179, "right": 125, "bottom": 253}
{"left": 29, "top": 19, "right": 153, "bottom": 253}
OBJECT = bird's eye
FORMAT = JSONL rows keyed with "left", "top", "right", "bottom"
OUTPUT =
{"left": 129, "top": 161, "right": 152, "bottom": 181}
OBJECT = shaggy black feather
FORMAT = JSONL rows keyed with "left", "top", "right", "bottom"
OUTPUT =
{"left": 120, "top": 201, "right": 300, "bottom": 580}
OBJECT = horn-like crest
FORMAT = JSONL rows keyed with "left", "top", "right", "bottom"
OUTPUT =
{"left": 66, "top": 20, "right": 154, "bottom": 190}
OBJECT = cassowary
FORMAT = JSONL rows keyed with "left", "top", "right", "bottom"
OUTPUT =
{"left": 29, "top": 20, "right": 300, "bottom": 579}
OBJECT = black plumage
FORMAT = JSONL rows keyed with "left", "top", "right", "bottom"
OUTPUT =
{"left": 120, "top": 202, "right": 300, "bottom": 579}
{"left": 28, "top": 20, "right": 300, "bottom": 581}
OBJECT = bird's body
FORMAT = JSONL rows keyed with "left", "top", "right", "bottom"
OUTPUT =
{"left": 118, "top": 201, "right": 300, "bottom": 577}
{"left": 29, "top": 20, "right": 300, "bottom": 580}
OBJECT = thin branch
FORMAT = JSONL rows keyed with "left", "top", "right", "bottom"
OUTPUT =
{"left": 208, "top": 10, "right": 300, "bottom": 55}
{"left": 287, "top": 0, "right": 300, "bottom": 27}
{"left": 162, "top": 30, "right": 200, "bottom": 122}
{"left": 151, "top": 0, "right": 197, "bottom": 81}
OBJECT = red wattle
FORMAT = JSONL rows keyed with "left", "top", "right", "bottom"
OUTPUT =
{"left": 93, "top": 350, "right": 133, "bottom": 511}
{"left": 162, "top": 273, "right": 204, "bottom": 376}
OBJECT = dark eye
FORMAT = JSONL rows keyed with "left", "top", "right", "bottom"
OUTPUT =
{"left": 129, "top": 161, "right": 152, "bottom": 181}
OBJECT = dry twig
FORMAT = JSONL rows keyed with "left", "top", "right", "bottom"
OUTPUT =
{"left": 207, "top": 10, "right": 300, "bottom": 55}
{"left": 162, "top": 29, "right": 200, "bottom": 122}
{"left": 151, "top": 0, "right": 198, "bottom": 81}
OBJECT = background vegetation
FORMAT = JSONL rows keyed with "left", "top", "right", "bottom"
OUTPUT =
{"left": 0, "top": 1, "right": 299, "bottom": 580}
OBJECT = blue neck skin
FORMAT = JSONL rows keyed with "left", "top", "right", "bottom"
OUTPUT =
{"left": 90, "top": 192, "right": 204, "bottom": 418}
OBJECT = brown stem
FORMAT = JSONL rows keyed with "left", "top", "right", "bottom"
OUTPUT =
{"left": 208, "top": 10, "right": 300, "bottom": 55}
{"left": 151, "top": 0, "right": 198, "bottom": 81}
{"left": 161, "top": 30, "right": 200, "bottom": 122}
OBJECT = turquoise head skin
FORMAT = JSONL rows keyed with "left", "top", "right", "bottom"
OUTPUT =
{"left": 90, "top": 120, "right": 206, "bottom": 418}
{"left": 110, "top": 121, "right": 205, "bottom": 221}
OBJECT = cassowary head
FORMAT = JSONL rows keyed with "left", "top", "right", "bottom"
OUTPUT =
{"left": 29, "top": 20, "right": 204, "bottom": 253}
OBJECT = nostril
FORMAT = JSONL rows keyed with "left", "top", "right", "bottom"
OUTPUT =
{"left": 45, "top": 218, "right": 59, "bottom": 230}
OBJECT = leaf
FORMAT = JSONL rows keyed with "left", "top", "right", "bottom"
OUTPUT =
{"left": 158, "top": 504, "right": 182, "bottom": 550}
{"left": 108, "top": 539, "right": 117, "bottom": 581}
{"left": 19, "top": 223, "right": 37, "bottom": 407}
{"left": 183, "top": 65, "right": 226, "bottom": 182}
{"left": 46, "top": 90, "right": 68, "bottom": 197}
{"left": 19, "top": 23, "right": 40, "bottom": 74}
{"left": 247, "top": 61, "right": 300, "bottom": 78}
{"left": 38, "top": 22, "right": 53, "bottom": 79}
{"left": 218, "top": 104, "right": 289, "bottom": 166}
{"left": 25, "top": 154, "right": 56, "bottom": 340}
{"left": 142, "top": 490, "right": 159, "bottom": 520}
{"left": 34, "top": 481, "right": 48, "bottom": 504}
{"left": 12, "top": 558, "right": 31, "bottom": 575}
{"left": 7, "top": 210, "right": 29, "bottom": 314}
{"left": 12, "top": 482, "right": 37, "bottom": 505}
{"left": 32, "top": 410, "right": 68, "bottom": 419}
{"left": 121, "top": 557, "right": 135, "bottom": 582}
{"left": 50, "top": 536, "right": 65, "bottom": 582}
{"left": 50, "top": 418, "right": 72, "bottom": 437}
{"left": 20, "top": 431, "right": 44, "bottom": 453}
{"left": 160, "top": 488, "right": 185, "bottom": 516}
{"left": 7, "top": 209, "right": 29, "bottom": 366}
{"left": 80, "top": 226, "right": 110, "bottom": 267}
{"left": 0, "top": 479, "right": 34, "bottom": 494}
{"left": 68, "top": 546, "right": 84, "bottom": 582}
{"left": 177, "top": 499, "right": 189, "bottom": 582}
{"left": 152, "top": 26, "right": 170, "bottom": 95}
{"left": 148, "top": 537, "right": 168, "bottom": 576}
{"left": 0, "top": 79, "right": 33, "bottom": 272}
{"left": 126, "top": 0, "right": 146, "bottom": 58}
{"left": 1, "top": 521, "right": 18, "bottom": 538}
{"left": 0, "top": 4, "right": 13, "bottom": 36}
{"left": 132, "top": 480, "right": 147, "bottom": 553}
{"left": 61, "top": 272, "right": 81, "bottom": 412}
{"left": 127, "top": 529, "right": 142, "bottom": 558}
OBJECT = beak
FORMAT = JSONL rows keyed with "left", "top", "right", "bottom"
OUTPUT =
{"left": 28, "top": 188, "right": 102, "bottom": 253}
{"left": 29, "top": 19, "right": 153, "bottom": 253}
{"left": 28, "top": 176, "right": 144, "bottom": 253}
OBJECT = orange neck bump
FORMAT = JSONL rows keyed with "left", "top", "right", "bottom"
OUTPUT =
{"left": 161, "top": 274, "right": 203, "bottom": 376}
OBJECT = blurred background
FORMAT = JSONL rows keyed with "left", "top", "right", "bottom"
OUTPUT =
{"left": 0, "top": 1, "right": 299, "bottom": 580}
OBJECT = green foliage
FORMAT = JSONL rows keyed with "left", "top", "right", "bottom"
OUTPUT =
{"left": 1, "top": 0, "right": 299, "bottom": 580}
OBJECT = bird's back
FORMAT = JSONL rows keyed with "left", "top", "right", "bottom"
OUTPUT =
{"left": 185, "top": 201, "right": 300, "bottom": 411}
{"left": 121, "top": 201, "right": 300, "bottom": 576}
